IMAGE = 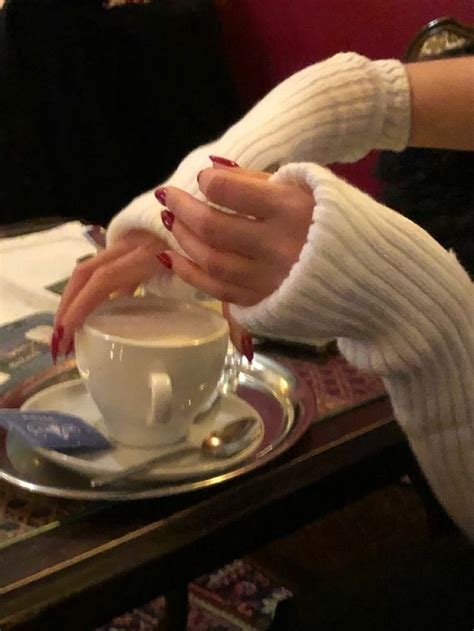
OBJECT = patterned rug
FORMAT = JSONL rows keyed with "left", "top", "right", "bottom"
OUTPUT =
{"left": 99, "top": 559, "right": 291, "bottom": 630}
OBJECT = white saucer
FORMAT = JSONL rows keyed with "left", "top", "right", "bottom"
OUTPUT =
{"left": 20, "top": 379, "right": 264, "bottom": 482}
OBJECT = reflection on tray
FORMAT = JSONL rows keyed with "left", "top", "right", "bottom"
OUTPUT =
{"left": 0, "top": 355, "right": 311, "bottom": 502}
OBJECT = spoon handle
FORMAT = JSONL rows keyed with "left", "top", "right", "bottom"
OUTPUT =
{"left": 90, "top": 442, "right": 195, "bottom": 488}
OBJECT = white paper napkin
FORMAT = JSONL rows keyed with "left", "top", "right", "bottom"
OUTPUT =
{"left": 0, "top": 222, "right": 96, "bottom": 326}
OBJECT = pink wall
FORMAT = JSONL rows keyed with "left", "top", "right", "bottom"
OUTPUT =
{"left": 217, "top": 1, "right": 474, "bottom": 194}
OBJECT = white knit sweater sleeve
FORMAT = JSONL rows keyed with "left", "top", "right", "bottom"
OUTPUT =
{"left": 107, "top": 53, "right": 410, "bottom": 251}
{"left": 232, "top": 162, "right": 474, "bottom": 540}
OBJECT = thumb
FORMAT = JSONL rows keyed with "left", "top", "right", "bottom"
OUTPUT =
{"left": 209, "top": 156, "right": 272, "bottom": 181}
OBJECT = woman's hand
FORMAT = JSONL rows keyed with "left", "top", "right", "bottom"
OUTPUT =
{"left": 53, "top": 229, "right": 167, "bottom": 360}
{"left": 154, "top": 165, "right": 315, "bottom": 307}
{"left": 52, "top": 164, "right": 314, "bottom": 362}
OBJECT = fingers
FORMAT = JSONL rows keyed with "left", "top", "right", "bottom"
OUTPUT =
{"left": 162, "top": 184, "right": 311, "bottom": 270}
{"left": 160, "top": 250, "right": 263, "bottom": 307}
{"left": 153, "top": 163, "right": 314, "bottom": 315}
{"left": 54, "top": 162, "right": 303, "bottom": 366}
{"left": 170, "top": 216, "right": 277, "bottom": 291}
{"left": 112, "top": 283, "right": 140, "bottom": 298}
{"left": 160, "top": 187, "right": 266, "bottom": 258}
{"left": 233, "top": 168, "right": 271, "bottom": 181}
{"left": 56, "top": 229, "right": 165, "bottom": 327}
{"left": 55, "top": 240, "right": 134, "bottom": 326}
{"left": 58, "top": 243, "right": 161, "bottom": 353}
{"left": 210, "top": 160, "right": 272, "bottom": 182}
{"left": 222, "top": 302, "right": 239, "bottom": 348}
{"left": 55, "top": 231, "right": 168, "bottom": 354}
{"left": 197, "top": 168, "right": 300, "bottom": 220}
{"left": 222, "top": 302, "right": 254, "bottom": 362}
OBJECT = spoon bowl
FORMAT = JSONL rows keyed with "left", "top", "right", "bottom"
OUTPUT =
{"left": 201, "top": 416, "right": 259, "bottom": 458}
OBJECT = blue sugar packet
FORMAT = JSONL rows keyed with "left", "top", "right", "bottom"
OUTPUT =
{"left": 0, "top": 410, "right": 110, "bottom": 451}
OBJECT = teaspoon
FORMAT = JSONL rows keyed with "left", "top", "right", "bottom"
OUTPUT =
{"left": 90, "top": 416, "right": 260, "bottom": 488}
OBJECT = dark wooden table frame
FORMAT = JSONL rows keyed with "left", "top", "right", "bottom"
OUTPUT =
{"left": 0, "top": 382, "right": 414, "bottom": 630}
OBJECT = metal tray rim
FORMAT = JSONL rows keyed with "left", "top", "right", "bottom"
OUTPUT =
{"left": 0, "top": 354, "right": 314, "bottom": 501}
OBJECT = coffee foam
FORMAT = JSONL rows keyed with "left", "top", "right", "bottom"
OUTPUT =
{"left": 87, "top": 304, "right": 220, "bottom": 344}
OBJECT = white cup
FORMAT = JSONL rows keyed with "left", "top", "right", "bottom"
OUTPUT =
{"left": 75, "top": 296, "right": 229, "bottom": 448}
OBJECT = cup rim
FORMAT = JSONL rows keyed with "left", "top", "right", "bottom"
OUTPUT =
{"left": 80, "top": 296, "right": 229, "bottom": 348}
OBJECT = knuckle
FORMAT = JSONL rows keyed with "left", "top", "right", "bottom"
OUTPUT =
{"left": 203, "top": 254, "right": 225, "bottom": 278}
{"left": 203, "top": 255, "right": 245, "bottom": 286}
{"left": 285, "top": 192, "right": 310, "bottom": 216}
{"left": 197, "top": 213, "right": 220, "bottom": 243}
{"left": 71, "top": 260, "right": 93, "bottom": 282}
{"left": 206, "top": 172, "right": 231, "bottom": 204}
{"left": 215, "top": 288, "right": 236, "bottom": 304}
{"left": 270, "top": 242, "right": 293, "bottom": 266}
{"left": 92, "top": 265, "right": 116, "bottom": 285}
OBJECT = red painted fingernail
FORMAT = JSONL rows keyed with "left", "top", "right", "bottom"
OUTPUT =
{"left": 50, "top": 325, "right": 64, "bottom": 364}
{"left": 241, "top": 333, "right": 254, "bottom": 363}
{"left": 154, "top": 187, "right": 167, "bottom": 205}
{"left": 161, "top": 210, "right": 174, "bottom": 231}
{"left": 156, "top": 251, "right": 173, "bottom": 269}
{"left": 66, "top": 340, "right": 75, "bottom": 358}
{"left": 209, "top": 155, "right": 239, "bottom": 168}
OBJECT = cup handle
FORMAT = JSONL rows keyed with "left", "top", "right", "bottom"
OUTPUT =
{"left": 148, "top": 372, "right": 172, "bottom": 426}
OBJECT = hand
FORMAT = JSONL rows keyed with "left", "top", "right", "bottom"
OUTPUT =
{"left": 154, "top": 165, "right": 315, "bottom": 307}
{"left": 53, "top": 230, "right": 167, "bottom": 360}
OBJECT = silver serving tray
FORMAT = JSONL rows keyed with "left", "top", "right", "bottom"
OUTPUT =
{"left": 0, "top": 355, "right": 314, "bottom": 501}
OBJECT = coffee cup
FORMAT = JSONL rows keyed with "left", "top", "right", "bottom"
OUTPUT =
{"left": 75, "top": 296, "right": 229, "bottom": 448}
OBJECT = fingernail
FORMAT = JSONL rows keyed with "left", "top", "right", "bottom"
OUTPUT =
{"left": 197, "top": 169, "right": 204, "bottom": 185}
{"left": 156, "top": 251, "right": 173, "bottom": 269}
{"left": 66, "top": 340, "right": 75, "bottom": 358}
{"left": 154, "top": 187, "right": 167, "bottom": 205}
{"left": 50, "top": 325, "right": 64, "bottom": 364}
{"left": 161, "top": 210, "right": 174, "bottom": 231}
{"left": 241, "top": 333, "right": 254, "bottom": 363}
{"left": 209, "top": 155, "right": 239, "bottom": 168}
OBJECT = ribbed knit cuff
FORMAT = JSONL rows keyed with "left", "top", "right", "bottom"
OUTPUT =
{"left": 372, "top": 59, "right": 411, "bottom": 151}
{"left": 232, "top": 162, "right": 474, "bottom": 539}
{"left": 231, "top": 163, "right": 473, "bottom": 377}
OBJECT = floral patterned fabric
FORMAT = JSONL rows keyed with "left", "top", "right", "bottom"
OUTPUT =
{"left": 99, "top": 559, "right": 292, "bottom": 630}
{"left": 104, "top": 0, "right": 151, "bottom": 8}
